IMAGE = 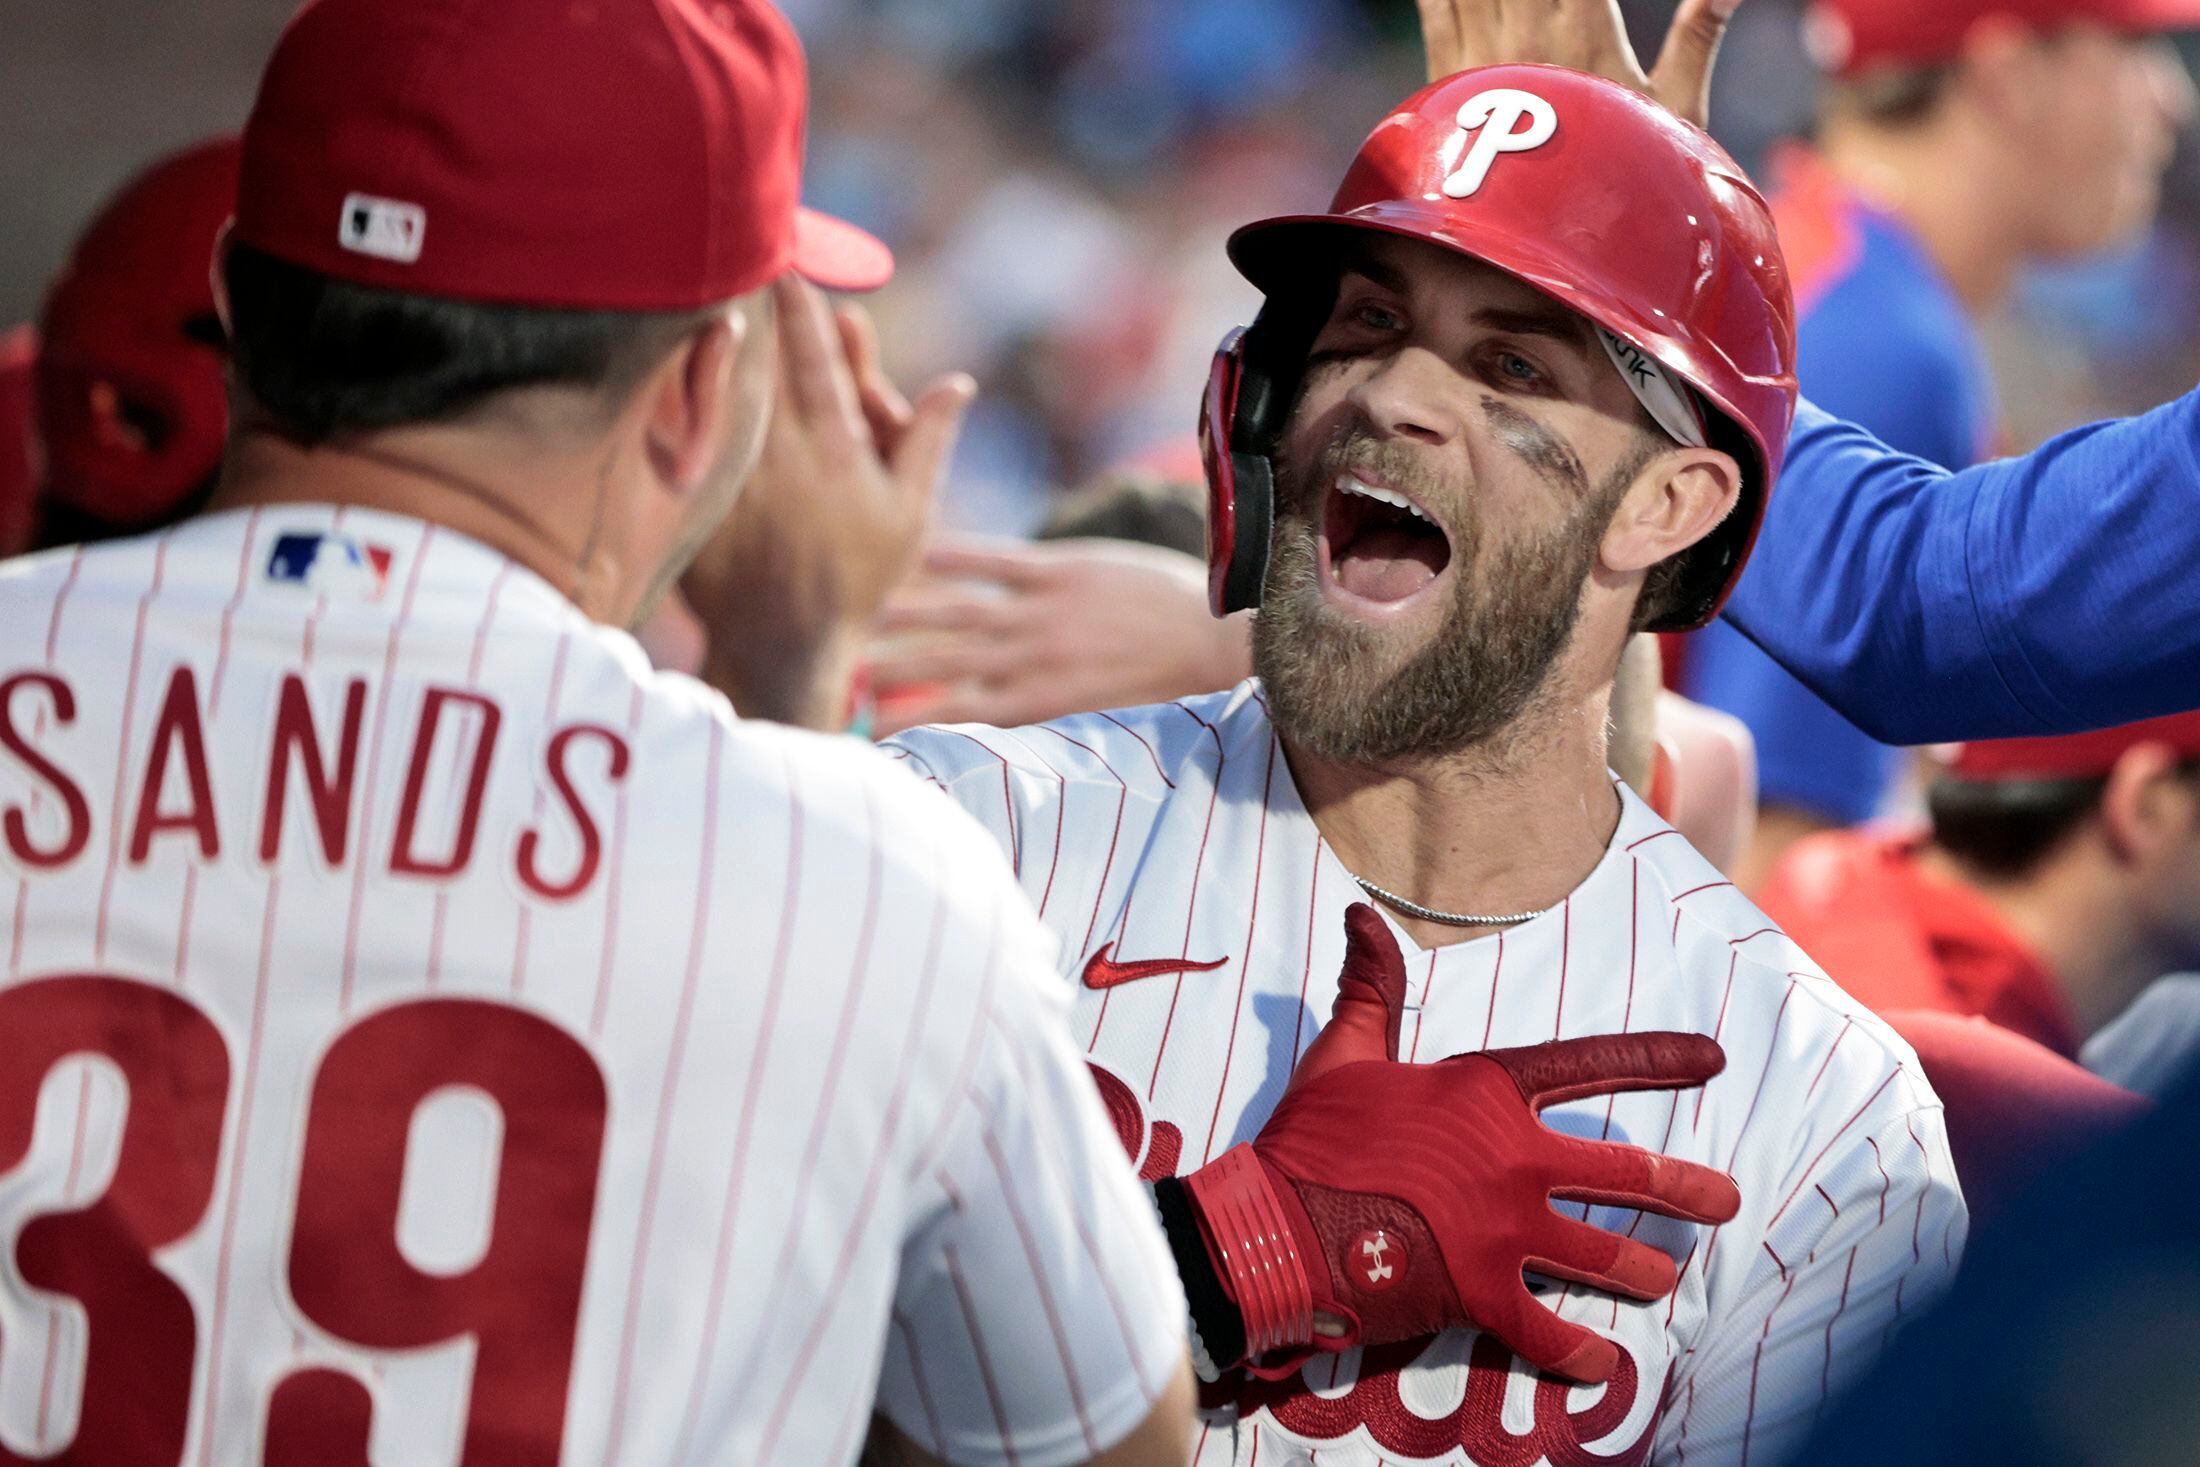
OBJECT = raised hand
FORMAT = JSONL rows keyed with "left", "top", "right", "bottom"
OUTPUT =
{"left": 1416, "top": 0, "right": 1745, "bottom": 129}
{"left": 1181, "top": 904, "right": 1741, "bottom": 1383}
{"left": 682, "top": 278, "right": 973, "bottom": 728}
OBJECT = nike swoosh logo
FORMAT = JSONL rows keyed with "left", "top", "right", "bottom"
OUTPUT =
{"left": 1081, "top": 944, "right": 1230, "bottom": 991}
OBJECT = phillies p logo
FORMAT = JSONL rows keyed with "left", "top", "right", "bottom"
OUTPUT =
{"left": 1440, "top": 88, "right": 1558, "bottom": 199}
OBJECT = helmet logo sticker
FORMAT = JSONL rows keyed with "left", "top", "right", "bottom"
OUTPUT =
{"left": 1439, "top": 89, "right": 1558, "bottom": 200}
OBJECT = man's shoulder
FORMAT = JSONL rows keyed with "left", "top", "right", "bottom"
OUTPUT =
{"left": 882, "top": 681, "right": 1269, "bottom": 806}
{"left": 1628, "top": 799, "right": 1930, "bottom": 1107}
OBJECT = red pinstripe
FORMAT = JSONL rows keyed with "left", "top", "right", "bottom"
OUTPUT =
{"left": 1406, "top": 952, "right": 1438, "bottom": 1062}
{"left": 1695, "top": 955, "right": 1738, "bottom": 1129}
{"left": 974, "top": 1115, "right": 1101, "bottom": 1456}
{"left": 994, "top": 1019, "right": 1165, "bottom": 1397}
{"left": 1765, "top": 1071, "right": 1901, "bottom": 1228}
{"left": 1815, "top": 1246, "right": 1860, "bottom": 1416}
{"left": 1038, "top": 724, "right": 1131, "bottom": 959}
{"left": 1480, "top": 928, "right": 1506, "bottom": 1049}
{"left": 1737, "top": 1272, "right": 1800, "bottom": 1467}
{"left": 337, "top": 525, "right": 436, "bottom": 1010}
{"left": 1816, "top": 1183, "right": 1841, "bottom": 1217}
{"left": 1001, "top": 728, "right": 1070, "bottom": 921}
{"left": 1626, "top": 828, "right": 1682, "bottom": 852}
{"left": 1670, "top": 880, "right": 1735, "bottom": 902}
{"left": 750, "top": 877, "right": 952, "bottom": 1465}
{"left": 1289, "top": 836, "right": 1324, "bottom": 1069}
{"left": 941, "top": 728, "right": 1022, "bottom": 875}
{"left": 205, "top": 507, "right": 264, "bottom": 716}
{"left": 1599, "top": 864, "right": 1643, "bottom": 1141}
{"left": 1139, "top": 712, "right": 1227, "bottom": 1098}
{"left": 41, "top": 544, "right": 86, "bottom": 665}
{"left": 1727, "top": 927, "right": 1782, "bottom": 948}
{"left": 93, "top": 528, "right": 175, "bottom": 964}
{"left": 1551, "top": 896, "right": 1573, "bottom": 1038}
{"left": 1098, "top": 708, "right": 1174, "bottom": 788}
{"left": 669, "top": 756, "right": 806, "bottom": 1455}
{"left": 903, "top": 916, "right": 1007, "bottom": 1184}
{"left": 193, "top": 868, "right": 282, "bottom": 1464}
{"left": 1866, "top": 1136, "right": 1891, "bottom": 1224}
{"left": 891, "top": 1310, "right": 950, "bottom": 1455}
{"left": 943, "top": 1244, "right": 1022, "bottom": 1467}
{"left": 1801, "top": 1019, "right": 1855, "bottom": 1102}
{"left": 579, "top": 683, "right": 643, "bottom": 1016}
{"left": 1196, "top": 735, "right": 1277, "bottom": 1161}
{"left": 1698, "top": 978, "right": 1800, "bottom": 1282}
{"left": 602, "top": 718, "right": 724, "bottom": 1465}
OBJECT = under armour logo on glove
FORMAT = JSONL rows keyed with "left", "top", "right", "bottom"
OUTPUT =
{"left": 1356, "top": 1229, "right": 1403, "bottom": 1291}
{"left": 1439, "top": 88, "right": 1558, "bottom": 199}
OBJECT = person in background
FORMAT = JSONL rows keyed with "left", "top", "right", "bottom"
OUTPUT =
{"left": 1676, "top": 0, "right": 2197, "bottom": 890}
{"left": 26, "top": 135, "right": 242, "bottom": 550}
{"left": 1757, "top": 714, "right": 2200, "bottom": 1075}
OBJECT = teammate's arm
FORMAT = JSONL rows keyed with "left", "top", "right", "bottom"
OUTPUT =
{"left": 1725, "top": 396, "right": 2200, "bottom": 743}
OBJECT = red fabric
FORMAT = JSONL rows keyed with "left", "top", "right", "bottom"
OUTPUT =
{"left": 1807, "top": 0, "right": 2200, "bottom": 75}
{"left": 36, "top": 138, "right": 238, "bottom": 529}
{"left": 1765, "top": 146, "right": 1867, "bottom": 321}
{"left": 0, "top": 325, "right": 36, "bottom": 557}
{"left": 1757, "top": 829, "right": 2084, "bottom": 1057}
{"left": 1882, "top": 1010, "right": 2150, "bottom": 1221}
{"left": 1185, "top": 904, "right": 1741, "bottom": 1385}
{"left": 1943, "top": 711, "right": 2200, "bottom": 781}
{"left": 235, "top": 0, "right": 888, "bottom": 311}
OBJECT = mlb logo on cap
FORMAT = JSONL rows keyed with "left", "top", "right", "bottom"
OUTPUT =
{"left": 267, "top": 530, "right": 393, "bottom": 600}
{"left": 338, "top": 193, "right": 425, "bottom": 264}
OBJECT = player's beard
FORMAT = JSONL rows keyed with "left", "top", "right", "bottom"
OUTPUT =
{"left": 1253, "top": 420, "right": 1626, "bottom": 768}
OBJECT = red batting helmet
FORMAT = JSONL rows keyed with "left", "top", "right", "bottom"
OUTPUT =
{"left": 1200, "top": 65, "right": 1798, "bottom": 631}
{"left": 34, "top": 136, "right": 240, "bottom": 538}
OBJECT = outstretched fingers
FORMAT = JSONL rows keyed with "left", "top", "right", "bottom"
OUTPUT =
{"left": 1525, "top": 1215, "right": 1680, "bottom": 1302}
{"left": 1485, "top": 1030, "right": 1728, "bottom": 1110}
{"left": 1546, "top": 1135, "right": 1742, "bottom": 1226}
{"left": 1481, "top": 1281, "right": 1620, "bottom": 1385}
{"left": 1648, "top": 0, "right": 1746, "bottom": 129}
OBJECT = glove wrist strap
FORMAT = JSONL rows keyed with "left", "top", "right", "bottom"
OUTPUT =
{"left": 1183, "top": 1144, "right": 1314, "bottom": 1357}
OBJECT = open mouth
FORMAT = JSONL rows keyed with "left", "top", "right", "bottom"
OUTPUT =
{"left": 1319, "top": 473, "right": 1455, "bottom": 608}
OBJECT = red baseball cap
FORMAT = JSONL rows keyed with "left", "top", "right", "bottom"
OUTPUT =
{"left": 235, "top": 0, "right": 890, "bottom": 312}
{"left": 37, "top": 136, "right": 239, "bottom": 531}
{"left": 1806, "top": 0, "right": 2200, "bottom": 74}
{"left": 1938, "top": 711, "right": 2200, "bottom": 782}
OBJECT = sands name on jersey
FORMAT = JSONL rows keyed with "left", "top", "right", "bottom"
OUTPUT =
{"left": 0, "top": 664, "right": 622, "bottom": 898}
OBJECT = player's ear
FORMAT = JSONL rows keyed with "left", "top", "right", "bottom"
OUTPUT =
{"left": 2100, "top": 742, "right": 2189, "bottom": 868}
{"left": 210, "top": 221, "right": 237, "bottom": 340}
{"left": 641, "top": 307, "right": 750, "bottom": 499}
{"left": 1599, "top": 446, "right": 1741, "bottom": 579}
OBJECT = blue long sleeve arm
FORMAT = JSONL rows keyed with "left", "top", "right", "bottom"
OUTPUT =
{"left": 1722, "top": 394, "right": 2200, "bottom": 744}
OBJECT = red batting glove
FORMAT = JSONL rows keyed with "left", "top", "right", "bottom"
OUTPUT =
{"left": 1183, "top": 903, "right": 1741, "bottom": 1384}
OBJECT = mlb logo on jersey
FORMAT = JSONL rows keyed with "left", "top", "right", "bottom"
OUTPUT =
{"left": 267, "top": 530, "right": 393, "bottom": 600}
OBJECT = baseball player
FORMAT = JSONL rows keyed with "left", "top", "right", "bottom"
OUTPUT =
{"left": 0, "top": 0, "right": 1205, "bottom": 1462}
{"left": 887, "top": 67, "right": 1965, "bottom": 1466}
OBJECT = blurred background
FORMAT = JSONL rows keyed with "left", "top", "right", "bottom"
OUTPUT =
{"left": 7, "top": 0, "right": 2200, "bottom": 532}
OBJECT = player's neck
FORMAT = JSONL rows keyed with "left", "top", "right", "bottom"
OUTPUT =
{"left": 1817, "top": 123, "right": 2025, "bottom": 315}
{"left": 1281, "top": 681, "right": 1622, "bottom": 952}
{"left": 210, "top": 419, "right": 642, "bottom": 625}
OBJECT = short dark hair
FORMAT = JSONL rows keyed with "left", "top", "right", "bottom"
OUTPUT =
{"left": 1931, "top": 759, "right": 2200, "bottom": 879}
{"left": 1928, "top": 773, "right": 2110, "bottom": 880}
{"left": 223, "top": 242, "right": 718, "bottom": 444}
{"left": 1037, "top": 472, "right": 1208, "bottom": 559}
{"left": 1826, "top": 64, "right": 1959, "bottom": 128}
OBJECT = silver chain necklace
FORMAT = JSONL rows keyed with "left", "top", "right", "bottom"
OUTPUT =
{"left": 1351, "top": 873, "right": 1556, "bottom": 928}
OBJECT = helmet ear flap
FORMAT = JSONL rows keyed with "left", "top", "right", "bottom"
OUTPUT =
{"left": 1200, "top": 299, "right": 1323, "bottom": 617}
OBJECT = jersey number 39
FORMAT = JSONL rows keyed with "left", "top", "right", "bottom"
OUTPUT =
{"left": 0, "top": 974, "right": 608, "bottom": 1466}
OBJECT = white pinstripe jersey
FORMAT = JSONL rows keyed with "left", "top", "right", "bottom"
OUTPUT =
{"left": 0, "top": 506, "right": 1184, "bottom": 1467}
{"left": 886, "top": 682, "right": 1969, "bottom": 1467}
